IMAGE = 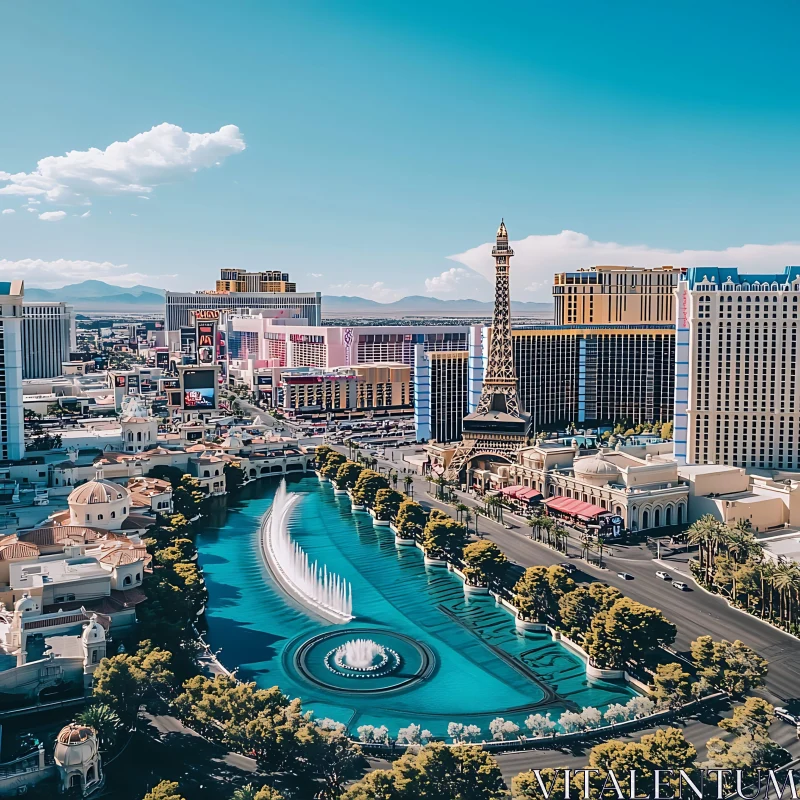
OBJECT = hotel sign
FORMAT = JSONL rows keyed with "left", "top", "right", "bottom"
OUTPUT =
{"left": 343, "top": 328, "right": 354, "bottom": 366}
{"left": 680, "top": 290, "right": 689, "bottom": 328}
{"left": 193, "top": 309, "right": 220, "bottom": 321}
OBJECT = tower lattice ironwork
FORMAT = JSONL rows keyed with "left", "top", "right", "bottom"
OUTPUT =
{"left": 444, "top": 220, "right": 529, "bottom": 481}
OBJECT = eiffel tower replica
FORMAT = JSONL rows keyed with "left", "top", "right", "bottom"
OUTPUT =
{"left": 444, "top": 220, "right": 530, "bottom": 482}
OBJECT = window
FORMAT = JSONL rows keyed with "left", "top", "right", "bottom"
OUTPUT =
{"left": 123, "top": 575, "right": 132, "bottom": 586}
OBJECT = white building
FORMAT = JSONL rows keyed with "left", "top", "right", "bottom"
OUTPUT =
{"left": 165, "top": 289, "right": 322, "bottom": 336}
{"left": 675, "top": 266, "right": 800, "bottom": 470}
{"left": 227, "top": 317, "right": 471, "bottom": 371}
{"left": 22, "top": 302, "right": 76, "bottom": 380}
{"left": 0, "top": 281, "right": 24, "bottom": 461}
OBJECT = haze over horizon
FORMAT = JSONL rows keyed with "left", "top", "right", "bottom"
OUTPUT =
{"left": 3, "top": 2, "right": 800, "bottom": 301}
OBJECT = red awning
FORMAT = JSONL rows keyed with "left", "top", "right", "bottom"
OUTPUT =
{"left": 500, "top": 484, "right": 525, "bottom": 497}
{"left": 543, "top": 496, "right": 607, "bottom": 520}
{"left": 516, "top": 488, "right": 542, "bottom": 502}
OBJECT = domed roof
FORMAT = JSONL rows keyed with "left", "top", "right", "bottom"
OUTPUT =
{"left": 573, "top": 454, "right": 621, "bottom": 477}
{"left": 54, "top": 724, "right": 98, "bottom": 767}
{"left": 69, "top": 478, "right": 129, "bottom": 506}
{"left": 14, "top": 593, "right": 38, "bottom": 614}
{"left": 57, "top": 724, "right": 93, "bottom": 745}
{"left": 82, "top": 614, "right": 105, "bottom": 644}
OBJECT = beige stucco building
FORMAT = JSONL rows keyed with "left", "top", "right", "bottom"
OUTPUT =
{"left": 463, "top": 440, "right": 689, "bottom": 532}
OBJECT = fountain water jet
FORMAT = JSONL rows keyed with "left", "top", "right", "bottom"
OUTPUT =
{"left": 335, "top": 639, "right": 386, "bottom": 671}
{"left": 261, "top": 480, "right": 354, "bottom": 622}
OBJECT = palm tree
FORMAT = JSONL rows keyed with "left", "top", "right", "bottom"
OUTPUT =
{"left": 463, "top": 508, "right": 473, "bottom": 534}
{"left": 403, "top": 475, "right": 414, "bottom": 499}
{"left": 390, "top": 470, "right": 399, "bottom": 489}
{"left": 760, "top": 560, "right": 777, "bottom": 620}
{"left": 454, "top": 502, "right": 468, "bottom": 523}
{"left": 76, "top": 704, "right": 121, "bottom": 751}
{"left": 687, "top": 515, "right": 720, "bottom": 584}
{"left": 771, "top": 560, "right": 800, "bottom": 629}
{"left": 474, "top": 508, "right": 482, "bottom": 538}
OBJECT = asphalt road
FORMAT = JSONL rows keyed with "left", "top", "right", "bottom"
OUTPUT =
{"left": 339, "top": 444, "right": 800, "bottom": 706}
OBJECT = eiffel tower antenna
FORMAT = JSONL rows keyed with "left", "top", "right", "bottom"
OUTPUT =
{"left": 443, "top": 219, "right": 530, "bottom": 481}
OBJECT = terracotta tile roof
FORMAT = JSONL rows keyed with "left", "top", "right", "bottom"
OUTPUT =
{"left": 18, "top": 526, "right": 100, "bottom": 546}
{"left": 70, "top": 479, "right": 129, "bottom": 505}
{"left": 0, "top": 543, "right": 39, "bottom": 560}
{"left": 97, "top": 549, "right": 148, "bottom": 567}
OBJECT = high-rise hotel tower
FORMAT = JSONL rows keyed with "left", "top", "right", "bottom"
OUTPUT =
{"left": 675, "top": 267, "right": 800, "bottom": 470}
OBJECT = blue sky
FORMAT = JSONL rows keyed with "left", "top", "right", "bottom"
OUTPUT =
{"left": 2, "top": 1, "right": 800, "bottom": 301}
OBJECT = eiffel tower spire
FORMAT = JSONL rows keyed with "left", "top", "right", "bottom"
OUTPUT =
{"left": 443, "top": 220, "right": 529, "bottom": 482}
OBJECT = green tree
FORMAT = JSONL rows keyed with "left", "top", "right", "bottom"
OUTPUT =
{"left": 320, "top": 451, "right": 347, "bottom": 478}
{"left": 421, "top": 514, "right": 466, "bottom": 559}
{"left": 661, "top": 420, "right": 674, "bottom": 440}
{"left": 462, "top": 540, "right": 508, "bottom": 586}
{"left": 395, "top": 499, "right": 426, "bottom": 539}
{"left": 718, "top": 697, "right": 774, "bottom": 740}
{"left": 640, "top": 727, "right": 697, "bottom": 770}
{"left": 173, "top": 474, "right": 206, "bottom": 519}
{"left": 92, "top": 641, "right": 175, "bottom": 719}
{"left": 224, "top": 461, "right": 245, "bottom": 494}
{"left": 76, "top": 703, "right": 121, "bottom": 751}
{"left": 690, "top": 636, "right": 768, "bottom": 697}
{"left": 352, "top": 469, "right": 389, "bottom": 507}
{"left": 512, "top": 566, "right": 551, "bottom": 623}
{"left": 143, "top": 781, "right": 185, "bottom": 800}
{"left": 585, "top": 598, "right": 676, "bottom": 669}
{"left": 231, "top": 787, "right": 285, "bottom": 800}
{"left": 334, "top": 461, "right": 363, "bottom": 490}
{"left": 343, "top": 742, "right": 506, "bottom": 800}
{"left": 558, "top": 587, "right": 596, "bottom": 638}
{"left": 314, "top": 445, "right": 336, "bottom": 470}
{"left": 652, "top": 663, "right": 691, "bottom": 709}
{"left": 372, "top": 488, "right": 404, "bottom": 521}
{"left": 147, "top": 464, "right": 185, "bottom": 488}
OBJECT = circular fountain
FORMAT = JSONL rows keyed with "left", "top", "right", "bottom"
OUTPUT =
{"left": 331, "top": 639, "right": 394, "bottom": 674}
{"left": 293, "top": 629, "right": 435, "bottom": 694}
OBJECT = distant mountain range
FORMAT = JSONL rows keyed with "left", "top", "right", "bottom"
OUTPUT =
{"left": 22, "top": 280, "right": 553, "bottom": 315}
{"left": 25, "top": 280, "right": 165, "bottom": 310}
{"left": 322, "top": 294, "right": 552, "bottom": 314}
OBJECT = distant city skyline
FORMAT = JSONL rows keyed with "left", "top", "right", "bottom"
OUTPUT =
{"left": 3, "top": 2, "right": 800, "bottom": 301}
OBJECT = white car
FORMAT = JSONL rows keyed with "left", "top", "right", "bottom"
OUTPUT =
{"left": 617, "top": 572, "right": 634, "bottom": 580}
{"left": 655, "top": 570, "right": 672, "bottom": 580}
{"left": 672, "top": 581, "right": 689, "bottom": 591}
{"left": 775, "top": 707, "right": 800, "bottom": 725}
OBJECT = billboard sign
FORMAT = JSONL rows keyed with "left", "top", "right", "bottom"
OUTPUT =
{"left": 196, "top": 321, "right": 217, "bottom": 366}
{"left": 182, "top": 368, "right": 216, "bottom": 410}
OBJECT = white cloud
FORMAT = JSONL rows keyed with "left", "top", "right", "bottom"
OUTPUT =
{"left": 39, "top": 211, "right": 67, "bottom": 222}
{"left": 27, "top": 207, "right": 37, "bottom": 213}
{"left": 39, "top": 211, "right": 66, "bottom": 222}
{"left": 0, "top": 258, "right": 166, "bottom": 288}
{"left": 1, "top": 209, "right": 14, "bottom": 215}
{"left": 0, "top": 122, "right": 245, "bottom": 204}
{"left": 448, "top": 230, "right": 800, "bottom": 301}
{"left": 309, "top": 272, "right": 323, "bottom": 278}
{"left": 26, "top": 198, "right": 40, "bottom": 205}
{"left": 424, "top": 266, "right": 491, "bottom": 297}
{"left": 130, "top": 213, "right": 138, "bottom": 217}
{"left": 137, "top": 195, "right": 150, "bottom": 200}
{"left": 81, "top": 210, "right": 91, "bottom": 218}
{"left": 327, "top": 280, "right": 403, "bottom": 302}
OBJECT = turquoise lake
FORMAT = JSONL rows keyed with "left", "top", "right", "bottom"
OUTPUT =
{"left": 196, "top": 477, "right": 635, "bottom": 738}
